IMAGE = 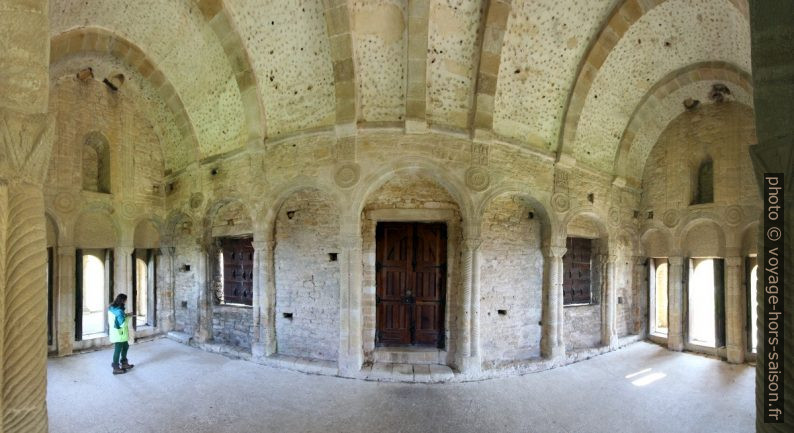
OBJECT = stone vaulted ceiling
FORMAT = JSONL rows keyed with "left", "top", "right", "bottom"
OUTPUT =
{"left": 48, "top": 0, "right": 752, "bottom": 180}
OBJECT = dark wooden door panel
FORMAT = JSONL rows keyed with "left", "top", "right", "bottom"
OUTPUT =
{"left": 376, "top": 222, "right": 446, "bottom": 348}
{"left": 222, "top": 237, "right": 254, "bottom": 305}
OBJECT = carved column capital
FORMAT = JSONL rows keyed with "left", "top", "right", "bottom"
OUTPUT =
{"left": 0, "top": 110, "right": 54, "bottom": 186}
{"left": 57, "top": 245, "right": 76, "bottom": 256}
{"left": 463, "top": 237, "right": 482, "bottom": 251}
{"left": 726, "top": 256, "right": 742, "bottom": 267}
{"left": 251, "top": 240, "right": 274, "bottom": 252}
{"left": 542, "top": 246, "right": 566, "bottom": 259}
{"left": 668, "top": 256, "right": 684, "bottom": 266}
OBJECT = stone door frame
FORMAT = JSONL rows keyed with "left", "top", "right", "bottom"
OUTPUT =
{"left": 363, "top": 208, "right": 460, "bottom": 366}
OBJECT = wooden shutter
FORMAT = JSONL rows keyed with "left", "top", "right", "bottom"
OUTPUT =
{"left": 563, "top": 237, "right": 592, "bottom": 305}
{"left": 222, "top": 238, "right": 254, "bottom": 305}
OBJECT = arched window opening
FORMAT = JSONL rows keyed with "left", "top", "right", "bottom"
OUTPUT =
{"left": 82, "top": 132, "right": 110, "bottom": 193}
{"left": 692, "top": 158, "right": 714, "bottom": 205}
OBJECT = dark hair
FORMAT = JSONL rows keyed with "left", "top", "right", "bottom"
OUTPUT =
{"left": 110, "top": 294, "right": 128, "bottom": 308}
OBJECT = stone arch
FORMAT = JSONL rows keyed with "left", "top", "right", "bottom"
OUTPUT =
{"left": 679, "top": 218, "right": 726, "bottom": 258}
{"left": 470, "top": 0, "right": 512, "bottom": 134}
{"left": 563, "top": 210, "right": 609, "bottom": 243}
{"left": 557, "top": 0, "right": 749, "bottom": 160}
{"left": 478, "top": 190, "right": 549, "bottom": 364}
{"left": 640, "top": 227, "right": 674, "bottom": 258}
{"left": 195, "top": 0, "right": 267, "bottom": 144}
{"left": 133, "top": 218, "right": 161, "bottom": 249}
{"left": 261, "top": 177, "right": 345, "bottom": 240}
{"left": 614, "top": 62, "right": 753, "bottom": 179}
{"left": 352, "top": 158, "right": 474, "bottom": 226}
{"left": 81, "top": 131, "right": 111, "bottom": 193}
{"left": 73, "top": 209, "right": 118, "bottom": 249}
{"left": 204, "top": 197, "right": 254, "bottom": 240}
{"left": 272, "top": 187, "right": 341, "bottom": 361}
{"left": 50, "top": 27, "right": 200, "bottom": 166}
{"left": 45, "top": 213, "right": 59, "bottom": 249}
{"left": 740, "top": 221, "right": 759, "bottom": 257}
{"left": 477, "top": 185, "right": 557, "bottom": 246}
{"left": 164, "top": 210, "right": 196, "bottom": 246}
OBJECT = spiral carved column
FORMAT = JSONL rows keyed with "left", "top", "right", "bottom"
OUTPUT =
{"left": 3, "top": 184, "right": 48, "bottom": 433}
{"left": 458, "top": 238, "right": 477, "bottom": 367}
{"left": 541, "top": 246, "right": 566, "bottom": 359}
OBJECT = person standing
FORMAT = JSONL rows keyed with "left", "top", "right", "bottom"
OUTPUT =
{"left": 108, "top": 294, "right": 135, "bottom": 375}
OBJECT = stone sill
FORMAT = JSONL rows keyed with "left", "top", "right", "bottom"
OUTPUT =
{"left": 564, "top": 302, "right": 600, "bottom": 308}
{"left": 214, "top": 303, "right": 253, "bottom": 309}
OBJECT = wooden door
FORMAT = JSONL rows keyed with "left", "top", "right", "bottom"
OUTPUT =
{"left": 376, "top": 222, "right": 446, "bottom": 348}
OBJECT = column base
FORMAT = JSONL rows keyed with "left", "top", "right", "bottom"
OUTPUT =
{"left": 667, "top": 334, "right": 684, "bottom": 351}
{"left": 544, "top": 344, "right": 566, "bottom": 361}
{"left": 726, "top": 345, "right": 745, "bottom": 364}
{"left": 338, "top": 355, "right": 363, "bottom": 377}
{"left": 251, "top": 343, "right": 266, "bottom": 361}
{"left": 456, "top": 355, "right": 481, "bottom": 375}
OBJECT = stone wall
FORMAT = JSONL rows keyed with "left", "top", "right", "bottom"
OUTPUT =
{"left": 212, "top": 305, "right": 254, "bottom": 349}
{"left": 480, "top": 195, "right": 543, "bottom": 364}
{"left": 564, "top": 305, "right": 602, "bottom": 350}
{"left": 274, "top": 189, "right": 340, "bottom": 361}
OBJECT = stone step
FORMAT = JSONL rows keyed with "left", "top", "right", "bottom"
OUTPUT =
{"left": 365, "top": 362, "right": 455, "bottom": 383}
{"left": 372, "top": 347, "right": 445, "bottom": 365}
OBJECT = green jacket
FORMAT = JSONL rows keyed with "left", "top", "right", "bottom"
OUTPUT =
{"left": 108, "top": 306, "right": 129, "bottom": 343}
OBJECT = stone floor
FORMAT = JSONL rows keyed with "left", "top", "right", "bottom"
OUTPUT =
{"left": 47, "top": 338, "right": 754, "bottom": 433}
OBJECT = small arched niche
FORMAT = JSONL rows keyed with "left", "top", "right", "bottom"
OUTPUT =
{"left": 691, "top": 157, "right": 714, "bottom": 205}
{"left": 82, "top": 132, "right": 111, "bottom": 194}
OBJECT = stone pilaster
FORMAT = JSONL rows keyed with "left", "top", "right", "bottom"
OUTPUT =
{"left": 667, "top": 256, "right": 684, "bottom": 351}
{"left": 159, "top": 247, "right": 176, "bottom": 331}
{"left": 195, "top": 243, "right": 212, "bottom": 343}
{"left": 250, "top": 240, "right": 269, "bottom": 359}
{"left": 113, "top": 246, "right": 134, "bottom": 298}
{"left": 338, "top": 233, "right": 363, "bottom": 375}
{"left": 457, "top": 237, "right": 481, "bottom": 372}
{"left": 55, "top": 246, "right": 76, "bottom": 356}
{"left": 633, "top": 256, "right": 648, "bottom": 336}
{"left": 263, "top": 239, "right": 277, "bottom": 357}
{"left": 601, "top": 254, "right": 619, "bottom": 349}
{"left": 541, "top": 245, "right": 566, "bottom": 359}
{"left": 725, "top": 255, "right": 745, "bottom": 363}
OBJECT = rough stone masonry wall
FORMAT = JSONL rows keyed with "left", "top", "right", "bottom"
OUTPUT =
{"left": 480, "top": 195, "right": 543, "bottom": 365}
{"left": 172, "top": 225, "right": 200, "bottom": 337}
{"left": 274, "top": 189, "right": 340, "bottom": 361}
{"left": 212, "top": 305, "right": 254, "bottom": 349}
